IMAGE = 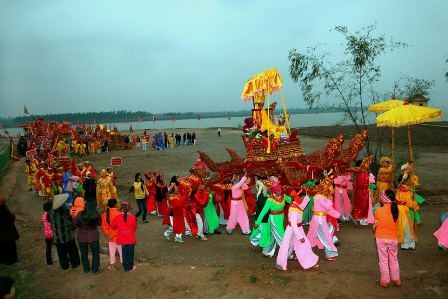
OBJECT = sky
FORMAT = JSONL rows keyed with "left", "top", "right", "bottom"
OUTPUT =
{"left": 0, "top": 0, "right": 447, "bottom": 117}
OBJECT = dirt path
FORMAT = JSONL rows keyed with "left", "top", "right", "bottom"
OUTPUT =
{"left": 1, "top": 130, "right": 447, "bottom": 298}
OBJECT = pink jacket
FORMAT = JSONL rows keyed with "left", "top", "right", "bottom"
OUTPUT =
{"left": 41, "top": 211, "right": 54, "bottom": 238}
{"left": 231, "top": 176, "right": 248, "bottom": 199}
{"left": 313, "top": 195, "right": 340, "bottom": 218}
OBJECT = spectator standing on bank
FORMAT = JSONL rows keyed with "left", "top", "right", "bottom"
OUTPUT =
{"left": 74, "top": 200, "right": 102, "bottom": 274}
{"left": 49, "top": 194, "right": 81, "bottom": 270}
{"left": 0, "top": 195, "right": 19, "bottom": 265}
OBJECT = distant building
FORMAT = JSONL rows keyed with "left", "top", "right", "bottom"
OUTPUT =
{"left": 409, "top": 94, "right": 430, "bottom": 107}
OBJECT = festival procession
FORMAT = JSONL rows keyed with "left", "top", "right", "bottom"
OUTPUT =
{"left": 1, "top": 66, "right": 447, "bottom": 298}
{"left": 1, "top": 1, "right": 448, "bottom": 297}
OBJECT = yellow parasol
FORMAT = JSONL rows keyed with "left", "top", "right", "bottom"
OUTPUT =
{"left": 376, "top": 102, "right": 443, "bottom": 162}
{"left": 368, "top": 98, "right": 404, "bottom": 164}
{"left": 241, "top": 67, "right": 283, "bottom": 100}
{"left": 368, "top": 99, "right": 404, "bottom": 112}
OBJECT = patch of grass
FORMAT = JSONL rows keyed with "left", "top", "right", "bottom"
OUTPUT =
{"left": 217, "top": 283, "right": 229, "bottom": 298}
{"left": 88, "top": 284, "right": 96, "bottom": 289}
{"left": 212, "top": 263, "right": 225, "bottom": 268}
{"left": 249, "top": 273, "right": 258, "bottom": 283}
{"left": 212, "top": 269, "right": 225, "bottom": 281}
{"left": 274, "top": 274, "right": 290, "bottom": 287}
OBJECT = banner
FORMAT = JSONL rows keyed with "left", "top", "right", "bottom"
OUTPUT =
{"left": 110, "top": 157, "right": 123, "bottom": 166}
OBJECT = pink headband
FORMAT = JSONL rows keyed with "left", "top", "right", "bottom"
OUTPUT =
{"left": 380, "top": 192, "right": 391, "bottom": 204}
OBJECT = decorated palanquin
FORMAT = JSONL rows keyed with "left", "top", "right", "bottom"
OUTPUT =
{"left": 198, "top": 68, "right": 368, "bottom": 188}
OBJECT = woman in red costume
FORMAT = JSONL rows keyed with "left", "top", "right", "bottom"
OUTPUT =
{"left": 192, "top": 184, "right": 209, "bottom": 240}
{"left": 351, "top": 156, "right": 374, "bottom": 225}
{"left": 154, "top": 171, "right": 168, "bottom": 217}
{"left": 144, "top": 171, "right": 157, "bottom": 215}
{"left": 163, "top": 178, "right": 189, "bottom": 243}
{"left": 243, "top": 177, "right": 257, "bottom": 216}
{"left": 211, "top": 182, "right": 231, "bottom": 225}
{"left": 184, "top": 171, "right": 208, "bottom": 241}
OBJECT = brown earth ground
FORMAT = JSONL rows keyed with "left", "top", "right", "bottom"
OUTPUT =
{"left": 0, "top": 127, "right": 447, "bottom": 299}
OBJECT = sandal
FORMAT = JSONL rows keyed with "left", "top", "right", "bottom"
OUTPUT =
{"left": 377, "top": 280, "right": 389, "bottom": 288}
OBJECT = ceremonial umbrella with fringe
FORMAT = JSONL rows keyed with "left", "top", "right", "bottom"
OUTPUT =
{"left": 368, "top": 98, "right": 404, "bottom": 164}
{"left": 376, "top": 102, "right": 443, "bottom": 163}
{"left": 376, "top": 102, "right": 442, "bottom": 227}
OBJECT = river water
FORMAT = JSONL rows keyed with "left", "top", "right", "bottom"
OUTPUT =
{"left": 3, "top": 110, "right": 447, "bottom": 135}
{"left": 112, "top": 111, "right": 363, "bottom": 131}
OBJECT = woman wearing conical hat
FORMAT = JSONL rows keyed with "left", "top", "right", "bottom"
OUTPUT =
{"left": 377, "top": 157, "right": 394, "bottom": 194}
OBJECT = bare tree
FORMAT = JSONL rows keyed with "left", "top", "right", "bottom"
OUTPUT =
{"left": 396, "top": 74, "right": 435, "bottom": 99}
{"left": 288, "top": 23, "right": 407, "bottom": 156}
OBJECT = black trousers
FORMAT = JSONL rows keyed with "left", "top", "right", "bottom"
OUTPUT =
{"left": 79, "top": 240, "right": 100, "bottom": 273}
{"left": 0, "top": 241, "right": 18, "bottom": 265}
{"left": 55, "top": 239, "right": 80, "bottom": 270}
{"left": 122, "top": 244, "right": 135, "bottom": 271}
{"left": 45, "top": 238, "right": 53, "bottom": 265}
{"left": 135, "top": 198, "right": 147, "bottom": 221}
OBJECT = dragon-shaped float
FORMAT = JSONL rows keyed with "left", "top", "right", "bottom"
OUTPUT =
{"left": 197, "top": 68, "right": 368, "bottom": 188}
{"left": 21, "top": 118, "right": 131, "bottom": 169}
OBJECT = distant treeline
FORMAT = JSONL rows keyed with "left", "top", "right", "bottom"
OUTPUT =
{"left": 0, "top": 107, "right": 345, "bottom": 127}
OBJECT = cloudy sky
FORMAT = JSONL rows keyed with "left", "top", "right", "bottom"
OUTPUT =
{"left": 0, "top": 0, "right": 447, "bottom": 117}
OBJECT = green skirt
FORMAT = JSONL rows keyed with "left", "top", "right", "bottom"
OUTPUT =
{"left": 204, "top": 194, "right": 220, "bottom": 233}
{"left": 302, "top": 196, "right": 314, "bottom": 225}
{"left": 409, "top": 193, "right": 425, "bottom": 224}
{"left": 250, "top": 222, "right": 272, "bottom": 248}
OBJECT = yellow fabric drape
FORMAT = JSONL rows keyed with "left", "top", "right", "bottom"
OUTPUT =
{"left": 260, "top": 109, "right": 287, "bottom": 139}
{"left": 241, "top": 68, "right": 283, "bottom": 100}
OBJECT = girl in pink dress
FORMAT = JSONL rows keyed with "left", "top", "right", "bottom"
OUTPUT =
{"left": 333, "top": 174, "right": 352, "bottom": 221}
{"left": 226, "top": 173, "right": 251, "bottom": 235}
{"left": 307, "top": 194, "right": 341, "bottom": 260}
{"left": 307, "top": 174, "right": 341, "bottom": 261}
{"left": 277, "top": 190, "right": 319, "bottom": 270}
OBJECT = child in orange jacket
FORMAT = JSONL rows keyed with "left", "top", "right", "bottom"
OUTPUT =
{"left": 101, "top": 199, "right": 123, "bottom": 270}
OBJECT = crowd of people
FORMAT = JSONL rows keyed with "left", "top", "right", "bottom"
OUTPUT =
{"left": 1, "top": 151, "right": 447, "bottom": 292}
{"left": 121, "top": 130, "right": 198, "bottom": 151}
{"left": 148, "top": 131, "right": 197, "bottom": 150}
